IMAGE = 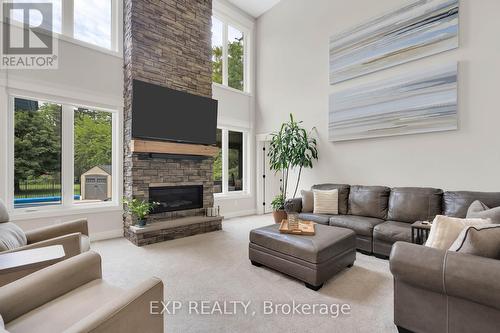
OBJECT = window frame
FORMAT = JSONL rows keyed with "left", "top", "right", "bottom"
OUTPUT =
{"left": 211, "top": 13, "right": 251, "bottom": 94}
{"left": 6, "top": 92, "right": 122, "bottom": 216}
{"left": 214, "top": 126, "right": 249, "bottom": 198}
{"left": 8, "top": 0, "right": 121, "bottom": 54}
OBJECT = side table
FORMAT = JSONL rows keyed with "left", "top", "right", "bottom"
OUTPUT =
{"left": 0, "top": 245, "right": 65, "bottom": 286}
{"left": 411, "top": 221, "right": 432, "bottom": 245}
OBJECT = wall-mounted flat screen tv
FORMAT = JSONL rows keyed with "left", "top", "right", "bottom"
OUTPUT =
{"left": 132, "top": 80, "right": 218, "bottom": 145}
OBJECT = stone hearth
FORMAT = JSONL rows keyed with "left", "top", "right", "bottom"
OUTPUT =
{"left": 123, "top": 0, "right": 218, "bottom": 246}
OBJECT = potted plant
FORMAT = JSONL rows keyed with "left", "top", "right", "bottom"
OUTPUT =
{"left": 268, "top": 114, "right": 318, "bottom": 223}
{"left": 123, "top": 198, "right": 158, "bottom": 227}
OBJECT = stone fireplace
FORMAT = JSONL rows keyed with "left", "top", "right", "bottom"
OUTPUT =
{"left": 123, "top": 0, "right": 222, "bottom": 246}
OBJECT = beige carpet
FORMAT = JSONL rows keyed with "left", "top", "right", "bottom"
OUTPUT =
{"left": 92, "top": 215, "right": 397, "bottom": 333}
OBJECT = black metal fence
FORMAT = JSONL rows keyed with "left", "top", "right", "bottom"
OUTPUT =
{"left": 15, "top": 180, "right": 81, "bottom": 198}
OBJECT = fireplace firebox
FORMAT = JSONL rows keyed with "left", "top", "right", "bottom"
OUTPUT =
{"left": 149, "top": 185, "right": 203, "bottom": 214}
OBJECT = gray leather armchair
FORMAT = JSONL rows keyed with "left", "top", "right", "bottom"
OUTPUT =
{"left": 390, "top": 242, "right": 500, "bottom": 333}
{"left": 0, "top": 251, "right": 164, "bottom": 333}
{"left": 0, "top": 199, "right": 90, "bottom": 286}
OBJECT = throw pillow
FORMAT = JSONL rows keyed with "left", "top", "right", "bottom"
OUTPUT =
{"left": 466, "top": 200, "right": 500, "bottom": 224}
{"left": 313, "top": 189, "right": 338, "bottom": 215}
{"left": 301, "top": 190, "right": 314, "bottom": 213}
{"left": 449, "top": 224, "right": 500, "bottom": 259}
{"left": 0, "top": 222, "right": 27, "bottom": 251}
{"left": 425, "top": 215, "right": 490, "bottom": 250}
{"left": 0, "top": 199, "right": 9, "bottom": 223}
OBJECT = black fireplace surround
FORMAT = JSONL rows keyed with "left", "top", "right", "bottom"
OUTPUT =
{"left": 149, "top": 185, "right": 203, "bottom": 214}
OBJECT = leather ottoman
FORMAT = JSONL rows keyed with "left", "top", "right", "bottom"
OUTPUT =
{"left": 249, "top": 224, "right": 356, "bottom": 290}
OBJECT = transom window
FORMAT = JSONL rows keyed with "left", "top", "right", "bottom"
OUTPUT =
{"left": 211, "top": 16, "right": 247, "bottom": 92}
{"left": 11, "top": 0, "right": 118, "bottom": 51}
{"left": 11, "top": 96, "right": 117, "bottom": 211}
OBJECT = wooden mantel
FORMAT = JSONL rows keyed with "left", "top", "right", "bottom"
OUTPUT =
{"left": 130, "top": 139, "right": 219, "bottom": 157}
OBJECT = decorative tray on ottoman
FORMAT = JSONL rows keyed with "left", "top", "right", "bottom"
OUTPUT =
{"left": 279, "top": 219, "right": 316, "bottom": 235}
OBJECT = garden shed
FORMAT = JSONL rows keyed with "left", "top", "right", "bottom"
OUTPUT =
{"left": 80, "top": 165, "right": 112, "bottom": 201}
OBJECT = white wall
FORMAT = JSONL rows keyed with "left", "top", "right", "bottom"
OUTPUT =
{"left": 0, "top": 37, "right": 124, "bottom": 240}
{"left": 255, "top": 0, "right": 500, "bottom": 193}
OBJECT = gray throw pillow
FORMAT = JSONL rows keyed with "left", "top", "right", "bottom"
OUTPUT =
{"left": 0, "top": 222, "right": 27, "bottom": 251}
{"left": 0, "top": 199, "right": 9, "bottom": 223}
{"left": 449, "top": 224, "right": 500, "bottom": 259}
{"left": 466, "top": 200, "right": 500, "bottom": 224}
{"left": 301, "top": 190, "right": 314, "bottom": 213}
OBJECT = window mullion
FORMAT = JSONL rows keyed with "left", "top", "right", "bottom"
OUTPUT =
{"left": 62, "top": 0, "right": 74, "bottom": 37}
{"left": 222, "top": 129, "right": 229, "bottom": 194}
{"left": 222, "top": 23, "right": 229, "bottom": 86}
{"left": 111, "top": 0, "right": 119, "bottom": 51}
{"left": 61, "top": 105, "right": 74, "bottom": 207}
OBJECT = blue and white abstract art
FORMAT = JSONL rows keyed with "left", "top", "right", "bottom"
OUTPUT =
{"left": 329, "top": 0, "right": 459, "bottom": 84}
{"left": 329, "top": 63, "right": 458, "bottom": 142}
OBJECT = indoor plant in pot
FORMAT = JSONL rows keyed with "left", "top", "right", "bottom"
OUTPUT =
{"left": 123, "top": 198, "right": 158, "bottom": 227}
{"left": 268, "top": 114, "right": 318, "bottom": 223}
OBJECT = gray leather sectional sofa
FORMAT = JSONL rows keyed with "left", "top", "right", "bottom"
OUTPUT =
{"left": 285, "top": 184, "right": 500, "bottom": 257}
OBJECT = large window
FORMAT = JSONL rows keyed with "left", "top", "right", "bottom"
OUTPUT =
{"left": 74, "top": 108, "right": 113, "bottom": 203}
{"left": 213, "top": 128, "right": 246, "bottom": 195}
{"left": 211, "top": 16, "right": 247, "bottom": 92}
{"left": 11, "top": 0, "right": 62, "bottom": 33}
{"left": 12, "top": 97, "right": 117, "bottom": 210}
{"left": 74, "top": 0, "right": 112, "bottom": 50}
{"left": 14, "top": 100, "right": 62, "bottom": 208}
{"left": 11, "top": 0, "right": 117, "bottom": 51}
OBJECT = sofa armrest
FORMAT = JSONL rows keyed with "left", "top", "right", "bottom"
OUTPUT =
{"left": 0, "top": 233, "right": 83, "bottom": 286}
{"left": 284, "top": 198, "right": 302, "bottom": 213}
{"left": 0, "top": 251, "right": 102, "bottom": 323}
{"left": 445, "top": 251, "right": 500, "bottom": 311}
{"left": 65, "top": 278, "right": 164, "bottom": 333}
{"left": 26, "top": 219, "right": 89, "bottom": 243}
{"left": 390, "top": 242, "right": 500, "bottom": 311}
{"left": 4, "top": 233, "right": 83, "bottom": 258}
{"left": 389, "top": 242, "right": 446, "bottom": 294}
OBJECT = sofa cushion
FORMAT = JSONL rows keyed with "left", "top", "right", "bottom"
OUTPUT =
{"left": 5, "top": 280, "right": 122, "bottom": 333}
{"left": 449, "top": 224, "right": 500, "bottom": 259}
{"left": 387, "top": 187, "right": 443, "bottom": 223}
{"left": 313, "top": 189, "right": 338, "bottom": 215}
{"left": 348, "top": 185, "right": 390, "bottom": 219}
{"left": 249, "top": 224, "right": 355, "bottom": 264}
{"left": 0, "top": 223, "right": 27, "bottom": 252}
{"left": 311, "top": 184, "right": 350, "bottom": 215}
{"left": 466, "top": 201, "right": 500, "bottom": 224}
{"left": 425, "top": 215, "right": 490, "bottom": 250}
{"left": 300, "top": 190, "right": 314, "bottom": 213}
{"left": 298, "top": 213, "right": 332, "bottom": 225}
{"left": 0, "top": 199, "right": 9, "bottom": 224}
{"left": 329, "top": 215, "right": 384, "bottom": 237}
{"left": 373, "top": 221, "right": 412, "bottom": 244}
{"left": 443, "top": 191, "right": 500, "bottom": 218}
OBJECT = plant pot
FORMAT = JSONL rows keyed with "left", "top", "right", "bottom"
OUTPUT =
{"left": 137, "top": 219, "right": 147, "bottom": 227}
{"left": 272, "top": 210, "right": 287, "bottom": 224}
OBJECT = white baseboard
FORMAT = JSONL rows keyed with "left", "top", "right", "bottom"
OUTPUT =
{"left": 223, "top": 209, "right": 256, "bottom": 219}
{"left": 90, "top": 229, "right": 123, "bottom": 242}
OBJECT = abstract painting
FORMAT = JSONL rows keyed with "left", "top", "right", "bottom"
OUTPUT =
{"left": 329, "top": 63, "right": 458, "bottom": 142}
{"left": 329, "top": 0, "right": 459, "bottom": 84}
